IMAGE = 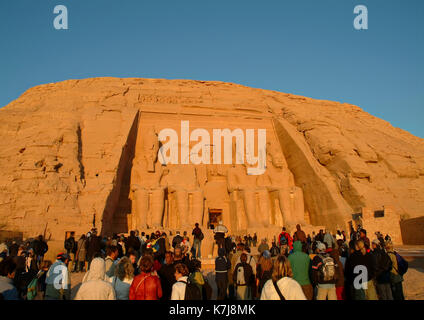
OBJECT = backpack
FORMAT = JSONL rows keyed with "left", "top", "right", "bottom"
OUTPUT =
{"left": 27, "top": 277, "right": 38, "bottom": 300}
{"left": 198, "top": 231, "right": 204, "bottom": 241}
{"left": 394, "top": 252, "right": 408, "bottom": 276}
{"left": 279, "top": 233, "right": 288, "bottom": 246}
{"left": 318, "top": 254, "right": 336, "bottom": 282}
{"left": 179, "top": 279, "right": 202, "bottom": 300}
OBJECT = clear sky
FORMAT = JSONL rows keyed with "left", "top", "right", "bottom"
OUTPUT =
{"left": 1, "top": 0, "right": 423, "bottom": 137}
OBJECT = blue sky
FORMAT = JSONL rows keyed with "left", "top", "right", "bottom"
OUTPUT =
{"left": 1, "top": 0, "right": 423, "bottom": 137}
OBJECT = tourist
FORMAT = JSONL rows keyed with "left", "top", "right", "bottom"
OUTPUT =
{"left": 315, "top": 229, "right": 324, "bottom": 243}
{"left": 233, "top": 253, "right": 254, "bottom": 300}
{"left": 64, "top": 232, "right": 77, "bottom": 272}
{"left": 109, "top": 256, "right": 134, "bottom": 300}
{"left": 128, "top": 250, "right": 139, "bottom": 276}
{"left": 156, "top": 232, "right": 167, "bottom": 262}
{"left": 371, "top": 239, "right": 393, "bottom": 300}
{"left": 345, "top": 240, "right": 378, "bottom": 300}
{"left": 75, "top": 234, "right": 87, "bottom": 272}
{"left": 329, "top": 245, "right": 345, "bottom": 300}
{"left": 270, "top": 241, "right": 280, "bottom": 257}
{"left": 385, "top": 241, "right": 405, "bottom": 300}
{"left": 0, "top": 243, "right": 8, "bottom": 262}
{"left": 236, "top": 247, "right": 257, "bottom": 281}
{"left": 158, "top": 251, "right": 176, "bottom": 300}
{"left": 256, "top": 250, "right": 273, "bottom": 297}
{"left": 129, "top": 255, "right": 162, "bottom": 300}
{"left": 192, "top": 223, "right": 204, "bottom": 259}
{"left": 359, "top": 229, "right": 371, "bottom": 250}
{"left": 336, "top": 230, "right": 343, "bottom": 241}
{"left": 37, "top": 260, "right": 51, "bottom": 299}
{"left": 257, "top": 239, "right": 270, "bottom": 255}
{"left": 105, "top": 245, "right": 119, "bottom": 278}
{"left": 293, "top": 224, "right": 307, "bottom": 243}
{"left": 288, "top": 240, "right": 313, "bottom": 300}
{"left": 75, "top": 257, "right": 116, "bottom": 300}
{"left": 126, "top": 231, "right": 141, "bottom": 256}
{"left": 214, "top": 221, "right": 228, "bottom": 252}
{"left": 171, "top": 263, "right": 190, "bottom": 300}
{"left": 229, "top": 242, "right": 244, "bottom": 299}
{"left": 172, "top": 231, "right": 183, "bottom": 249}
{"left": 188, "top": 259, "right": 205, "bottom": 299}
{"left": 45, "top": 253, "right": 71, "bottom": 300}
{"left": 117, "top": 235, "right": 126, "bottom": 258}
{"left": 32, "top": 235, "right": 48, "bottom": 268}
{"left": 252, "top": 233, "right": 258, "bottom": 247}
{"left": 86, "top": 229, "right": 102, "bottom": 266}
{"left": 311, "top": 242, "right": 337, "bottom": 300}
{"left": 323, "top": 229, "right": 335, "bottom": 249}
{"left": 278, "top": 227, "right": 293, "bottom": 255}
{"left": 9, "top": 241, "right": 19, "bottom": 258}
{"left": 0, "top": 257, "right": 19, "bottom": 300}
{"left": 260, "top": 255, "right": 306, "bottom": 300}
{"left": 215, "top": 247, "right": 231, "bottom": 300}
{"left": 174, "top": 246, "right": 189, "bottom": 266}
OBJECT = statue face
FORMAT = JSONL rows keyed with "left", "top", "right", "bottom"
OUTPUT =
{"left": 272, "top": 154, "right": 284, "bottom": 168}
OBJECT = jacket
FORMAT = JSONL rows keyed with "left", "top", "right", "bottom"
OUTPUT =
{"left": 0, "top": 276, "right": 19, "bottom": 300}
{"left": 158, "top": 263, "right": 176, "bottom": 300}
{"left": 260, "top": 277, "right": 307, "bottom": 300}
{"left": 371, "top": 247, "right": 392, "bottom": 284}
{"left": 171, "top": 276, "right": 188, "bottom": 300}
{"left": 76, "top": 238, "right": 87, "bottom": 261}
{"left": 129, "top": 272, "right": 162, "bottom": 300}
{"left": 105, "top": 256, "right": 116, "bottom": 278}
{"left": 215, "top": 249, "right": 231, "bottom": 275}
{"left": 45, "top": 260, "right": 71, "bottom": 300}
{"left": 110, "top": 276, "right": 133, "bottom": 300}
{"left": 344, "top": 250, "right": 375, "bottom": 285}
{"left": 75, "top": 258, "right": 116, "bottom": 300}
{"left": 288, "top": 241, "right": 311, "bottom": 286}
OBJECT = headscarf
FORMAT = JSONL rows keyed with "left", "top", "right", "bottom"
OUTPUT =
{"left": 82, "top": 257, "right": 109, "bottom": 282}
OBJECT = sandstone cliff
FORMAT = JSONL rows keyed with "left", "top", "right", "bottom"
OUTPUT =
{"left": 0, "top": 77, "right": 423, "bottom": 244}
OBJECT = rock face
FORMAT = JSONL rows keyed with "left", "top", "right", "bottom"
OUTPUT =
{"left": 1, "top": 77, "right": 423, "bottom": 253}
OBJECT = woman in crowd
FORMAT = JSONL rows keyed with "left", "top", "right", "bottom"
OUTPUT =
{"left": 110, "top": 256, "right": 134, "bottom": 300}
{"left": 171, "top": 263, "right": 190, "bottom": 300}
{"left": 260, "top": 255, "right": 307, "bottom": 300}
{"left": 129, "top": 256, "right": 162, "bottom": 300}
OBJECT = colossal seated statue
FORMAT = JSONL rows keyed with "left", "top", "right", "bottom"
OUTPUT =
{"left": 130, "top": 127, "right": 166, "bottom": 229}
{"left": 161, "top": 164, "right": 204, "bottom": 229}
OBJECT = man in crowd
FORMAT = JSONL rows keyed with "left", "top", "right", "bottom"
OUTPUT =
{"left": 192, "top": 223, "right": 203, "bottom": 259}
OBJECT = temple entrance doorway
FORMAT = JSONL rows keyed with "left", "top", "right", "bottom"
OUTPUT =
{"left": 208, "top": 209, "right": 223, "bottom": 230}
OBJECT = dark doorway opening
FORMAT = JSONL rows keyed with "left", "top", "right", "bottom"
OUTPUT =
{"left": 208, "top": 209, "right": 223, "bottom": 230}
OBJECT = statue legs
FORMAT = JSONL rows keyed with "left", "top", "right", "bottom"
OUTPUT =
{"left": 151, "top": 188, "right": 165, "bottom": 228}
{"left": 241, "top": 188, "right": 258, "bottom": 228}
{"left": 257, "top": 189, "right": 271, "bottom": 227}
{"left": 277, "top": 190, "right": 294, "bottom": 225}
{"left": 175, "top": 189, "right": 190, "bottom": 229}
{"left": 133, "top": 187, "right": 148, "bottom": 230}
{"left": 190, "top": 189, "right": 204, "bottom": 226}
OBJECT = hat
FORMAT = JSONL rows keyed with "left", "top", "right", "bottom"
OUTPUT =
{"left": 317, "top": 242, "right": 326, "bottom": 252}
{"left": 262, "top": 250, "right": 271, "bottom": 259}
{"left": 57, "top": 252, "right": 71, "bottom": 261}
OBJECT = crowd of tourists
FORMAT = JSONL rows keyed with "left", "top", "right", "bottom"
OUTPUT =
{"left": 0, "top": 223, "right": 408, "bottom": 300}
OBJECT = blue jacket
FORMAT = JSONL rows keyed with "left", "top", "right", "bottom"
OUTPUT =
{"left": 0, "top": 276, "right": 19, "bottom": 300}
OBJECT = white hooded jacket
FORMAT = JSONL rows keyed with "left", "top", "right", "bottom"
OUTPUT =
{"left": 260, "top": 277, "right": 307, "bottom": 300}
{"left": 75, "top": 258, "right": 116, "bottom": 300}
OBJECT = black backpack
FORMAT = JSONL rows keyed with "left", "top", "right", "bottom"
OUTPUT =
{"left": 178, "top": 279, "right": 202, "bottom": 300}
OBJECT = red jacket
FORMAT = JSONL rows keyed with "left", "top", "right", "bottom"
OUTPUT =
{"left": 129, "top": 272, "right": 163, "bottom": 300}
